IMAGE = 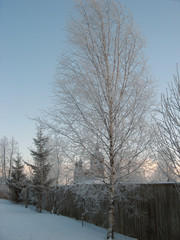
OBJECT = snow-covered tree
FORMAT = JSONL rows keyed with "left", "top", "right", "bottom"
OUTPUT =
{"left": 48, "top": 135, "right": 64, "bottom": 184}
{"left": 38, "top": 0, "right": 154, "bottom": 238}
{"left": 26, "top": 128, "right": 54, "bottom": 213}
{"left": 155, "top": 67, "right": 180, "bottom": 184}
{"left": 8, "top": 138, "right": 18, "bottom": 178}
{"left": 0, "top": 136, "right": 9, "bottom": 182}
{"left": 0, "top": 136, "right": 18, "bottom": 182}
{"left": 6, "top": 153, "right": 26, "bottom": 203}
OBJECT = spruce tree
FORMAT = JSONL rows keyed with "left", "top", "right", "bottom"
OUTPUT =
{"left": 27, "top": 128, "right": 53, "bottom": 212}
{"left": 7, "top": 153, "right": 26, "bottom": 203}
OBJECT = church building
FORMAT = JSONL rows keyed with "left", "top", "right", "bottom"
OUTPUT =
{"left": 74, "top": 145, "right": 104, "bottom": 183}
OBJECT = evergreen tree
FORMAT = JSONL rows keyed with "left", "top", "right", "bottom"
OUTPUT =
{"left": 26, "top": 128, "right": 54, "bottom": 212}
{"left": 6, "top": 153, "right": 26, "bottom": 203}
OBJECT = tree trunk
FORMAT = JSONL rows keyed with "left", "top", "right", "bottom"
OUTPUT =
{"left": 8, "top": 153, "right": 13, "bottom": 178}
{"left": 3, "top": 147, "right": 6, "bottom": 181}
{"left": 39, "top": 194, "right": 42, "bottom": 213}
{"left": 36, "top": 197, "right": 39, "bottom": 212}
{"left": 25, "top": 187, "right": 29, "bottom": 208}
{"left": 107, "top": 166, "right": 115, "bottom": 239}
{"left": 52, "top": 183, "right": 58, "bottom": 214}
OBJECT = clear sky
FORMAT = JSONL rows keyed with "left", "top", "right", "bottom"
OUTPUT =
{"left": 0, "top": 0, "right": 180, "bottom": 159}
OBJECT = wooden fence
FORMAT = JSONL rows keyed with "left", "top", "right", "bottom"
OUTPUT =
{"left": 45, "top": 183, "right": 180, "bottom": 240}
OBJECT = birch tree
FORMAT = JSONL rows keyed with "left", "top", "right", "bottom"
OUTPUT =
{"left": 155, "top": 68, "right": 180, "bottom": 184}
{"left": 41, "top": 0, "right": 154, "bottom": 238}
{"left": 0, "top": 137, "right": 18, "bottom": 181}
{"left": 0, "top": 137, "right": 9, "bottom": 181}
{"left": 8, "top": 138, "right": 18, "bottom": 178}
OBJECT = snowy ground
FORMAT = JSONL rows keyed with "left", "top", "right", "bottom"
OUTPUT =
{"left": 0, "top": 199, "right": 137, "bottom": 240}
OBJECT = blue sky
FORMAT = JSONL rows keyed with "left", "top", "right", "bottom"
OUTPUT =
{"left": 0, "top": 0, "right": 180, "bottom": 159}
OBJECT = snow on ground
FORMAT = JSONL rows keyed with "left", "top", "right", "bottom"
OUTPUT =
{"left": 0, "top": 199, "right": 137, "bottom": 240}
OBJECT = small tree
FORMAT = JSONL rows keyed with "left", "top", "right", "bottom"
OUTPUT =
{"left": 6, "top": 153, "right": 26, "bottom": 203}
{"left": 26, "top": 128, "right": 54, "bottom": 213}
